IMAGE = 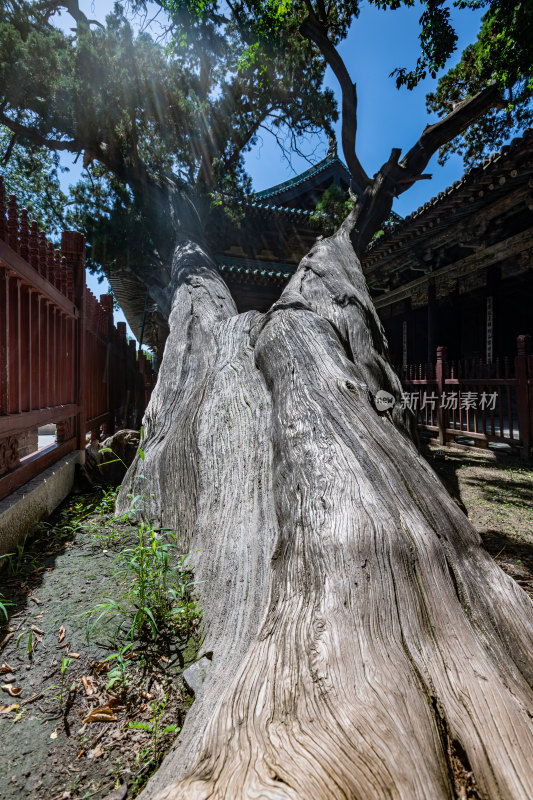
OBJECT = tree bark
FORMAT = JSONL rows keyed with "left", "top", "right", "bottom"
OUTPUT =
{"left": 118, "top": 219, "right": 533, "bottom": 800}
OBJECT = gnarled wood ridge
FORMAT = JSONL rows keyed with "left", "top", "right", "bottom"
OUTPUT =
{"left": 116, "top": 85, "right": 533, "bottom": 800}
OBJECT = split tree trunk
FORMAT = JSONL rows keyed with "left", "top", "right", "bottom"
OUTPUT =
{"left": 118, "top": 219, "right": 533, "bottom": 800}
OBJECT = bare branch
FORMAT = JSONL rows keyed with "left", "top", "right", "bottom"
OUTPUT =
{"left": 61, "top": 0, "right": 105, "bottom": 29}
{"left": 396, "top": 84, "right": 504, "bottom": 193}
{"left": 299, "top": 16, "right": 371, "bottom": 191}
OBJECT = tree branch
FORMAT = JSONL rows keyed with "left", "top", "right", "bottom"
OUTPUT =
{"left": 61, "top": 0, "right": 104, "bottom": 29}
{"left": 0, "top": 112, "right": 170, "bottom": 220}
{"left": 299, "top": 17, "right": 371, "bottom": 191}
{"left": 0, "top": 112, "right": 82, "bottom": 153}
{"left": 396, "top": 84, "right": 504, "bottom": 193}
{"left": 2, "top": 133, "right": 18, "bottom": 166}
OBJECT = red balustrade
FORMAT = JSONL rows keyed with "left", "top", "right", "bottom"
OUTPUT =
{"left": 0, "top": 177, "right": 156, "bottom": 500}
{"left": 398, "top": 337, "right": 533, "bottom": 458}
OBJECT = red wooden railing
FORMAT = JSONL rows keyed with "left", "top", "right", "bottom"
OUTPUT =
{"left": 0, "top": 177, "right": 156, "bottom": 501}
{"left": 398, "top": 336, "right": 532, "bottom": 458}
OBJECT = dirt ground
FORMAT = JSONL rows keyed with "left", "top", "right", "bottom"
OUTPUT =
{"left": 423, "top": 439, "right": 533, "bottom": 600}
{"left": 0, "top": 490, "right": 198, "bottom": 800}
{"left": 0, "top": 444, "right": 532, "bottom": 800}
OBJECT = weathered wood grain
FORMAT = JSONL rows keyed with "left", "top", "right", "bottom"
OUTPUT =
{"left": 120, "top": 223, "right": 533, "bottom": 800}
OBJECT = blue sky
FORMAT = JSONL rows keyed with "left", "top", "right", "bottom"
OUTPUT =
{"left": 63, "top": 1, "right": 485, "bottom": 334}
{"left": 244, "top": 2, "right": 484, "bottom": 216}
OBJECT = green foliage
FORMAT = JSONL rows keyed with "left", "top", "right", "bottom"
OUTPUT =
{"left": 0, "top": 0, "right": 336, "bottom": 279}
{"left": 104, "top": 643, "right": 135, "bottom": 690}
{"left": 385, "top": 0, "right": 459, "bottom": 89}
{"left": 0, "top": 534, "right": 36, "bottom": 576}
{"left": 1, "top": 0, "right": 528, "bottom": 277}
{"left": 310, "top": 184, "right": 399, "bottom": 236}
{"left": 87, "top": 511, "right": 199, "bottom": 645}
{"left": 309, "top": 184, "right": 355, "bottom": 236}
{"left": 0, "top": 125, "right": 68, "bottom": 235}
{"left": 427, "top": 0, "right": 533, "bottom": 165}
{"left": 44, "top": 655, "right": 73, "bottom": 708}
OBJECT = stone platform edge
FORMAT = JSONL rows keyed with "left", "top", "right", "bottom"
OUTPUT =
{"left": 0, "top": 451, "right": 85, "bottom": 558}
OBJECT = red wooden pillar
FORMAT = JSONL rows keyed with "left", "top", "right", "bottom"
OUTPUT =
{"left": 100, "top": 294, "right": 114, "bottom": 434}
{"left": 8, "top": 276, "right": 21, "bottom": 413}
{"left": 117, "top": 322, "right": 127, "bottom": 427}
{"left": 43, "top": 300, "right": 50, "bottom": 409}
{"left": 0, "top": 267, "right": 9, "bottom": 415}
{"left": 20, "top": 284, "right": 31, "bottom": 412}
{"left": 29, "top": 221, "right": 39, "bottom": 273}
{"left": 51, "top": 305, "right": 57, "bottom": 408}
{"left": 30, "top": 290, "right": 40, "bottom": 411}
{"left": 436, "top": 346, "right": 447, "bottom": 446}
{"left": 62, "top": 231, "right": 86, "bottom": 451}
{"left": 516, "top": 335, "right": 532, "bottom": 460}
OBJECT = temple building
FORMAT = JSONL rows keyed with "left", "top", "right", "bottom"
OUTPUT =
{"left": 112, "top": 130, "right": 532, "bottom": 367}
{"left": 363, "top": 129, "right": 533, "bottom": 367}
{"left": 212, "top": 146, "right": 354, "bottom": 312}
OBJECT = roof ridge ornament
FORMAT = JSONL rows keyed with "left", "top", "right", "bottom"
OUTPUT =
{"left": 327, "top": 134, "right": 338, "bottom": 159}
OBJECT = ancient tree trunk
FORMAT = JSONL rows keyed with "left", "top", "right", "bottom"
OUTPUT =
{"left": 118, "top": 219, "right": 533, "bottom": 800}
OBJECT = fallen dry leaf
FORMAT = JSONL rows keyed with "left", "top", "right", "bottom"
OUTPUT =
{"left": 29, "top": 597, "right": 42, "bottom": 605}
{"left": 104, "top": 697, "right": 123, "bottom": 709}
{"left": 139, "top": 691, "right": 153, "bottom": 700}
{"left": 77, "top": 749, "right": 85, "bottom": 759}
{"left": 83, "top": 701, "right": 120, "bottom": 724}
{"left": 50, "top": 729, "right": 58, "bottom": 739}
{"left": 0, "top": 704, "right": 20, "bottom": 714}
{"left": 56, "top": 641, "right": 70, "bottom": 650}
{"left": 0, "top": 663, "right": 15, "bottom": 674}
{"left": 160, "top": 655, "right": 169, "bottom": 663}
{"left": 81, "top": 676, "right": 96, "bottom": 696}
{"left": 88, "top": 743, "right": 105, "bottom": 759}
{"left": 83, "top": 711, "right": 118, "bottom": 724}
{"left": 30, "top": 625, "right": 44, "bottom": 635}
{"left": 0, "top": 632, "right": 14, "bottom": 650}
{"left": 57, "top": 626, "right": 66, "bottom": 643}
{"left": 69, "top": 653, "right": 80, "bottom": 659}
{"left": 1, "top": 684, "right": 22, "bottom": 697}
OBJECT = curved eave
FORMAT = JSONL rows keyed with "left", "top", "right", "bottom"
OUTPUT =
{"left": 254, "top": 155, "right": 356, "bottom": 205}
{"left": 363, "top": 128, "right": 533, "bottom": 272}
{"left": 108, "top": 270, "right": 146, "bottom": 343}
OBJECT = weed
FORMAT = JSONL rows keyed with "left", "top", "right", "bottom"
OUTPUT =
{"left": 68, "top": 774, "right": 81, "bottom": 794}
{"left": 0, "top": 592, "right": 10, "bottom": 620}
{"left": 96, "top": 487, "right": 120, "bottom": 516}
{"left": 129, "top": 693, "right": 179, "bottom": 769}
{"left": 104, "top": 643, "right": 135, "bottom": 690}
{"left": 59, "top": 656, "right": 71, "bottom": 707}
{"left": 0, "top": 534, "right": 34, "bottom": 575}
{"left": 87, "top": 522, "right": 198, "bottom": 645}
{"left": 45, "top": 656, "right": 72, "bottom": 709}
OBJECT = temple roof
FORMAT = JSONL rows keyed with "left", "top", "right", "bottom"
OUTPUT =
{"left": 254, "top": 154, "right": 355, "bottom": 209}
{"left": 362, "top": 128, "right": 533, "bottom": 303}
{"left": 363, "top": 128, "right": 533, "bottom": 278}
